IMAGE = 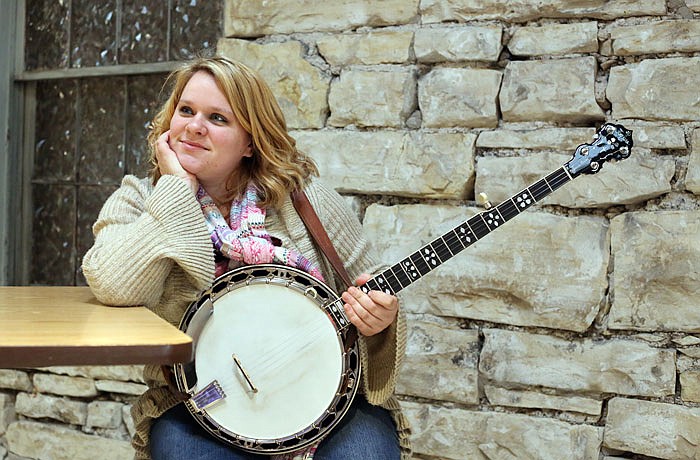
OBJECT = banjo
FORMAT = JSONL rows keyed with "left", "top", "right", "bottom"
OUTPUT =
{"left": 172, "top": 123, "right": 633, "bottom": 454}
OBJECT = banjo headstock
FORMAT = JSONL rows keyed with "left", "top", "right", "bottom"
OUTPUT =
{"left": 566, "top": 123, "right": 633, "bottom": 176}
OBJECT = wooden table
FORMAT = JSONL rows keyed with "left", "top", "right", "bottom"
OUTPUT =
{"left": 0, "top": 286, "right": 192, "bottom": 368}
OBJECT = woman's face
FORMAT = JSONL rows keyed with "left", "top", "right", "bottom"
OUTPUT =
{"left": 168, "top": 70, "right": 252, "bottom": 191}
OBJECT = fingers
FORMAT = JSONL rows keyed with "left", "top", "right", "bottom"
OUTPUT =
{"left": 354, "top": 273, "right": 372, "bottom": 285}
{"left": 155, "top": 131, "right": 198, "bottom": 193}
{"left": 155, "top": 131, "right": 180, "bottom": 175}
{"left": 341, "top": 278, "right": 398, "bottom": 336}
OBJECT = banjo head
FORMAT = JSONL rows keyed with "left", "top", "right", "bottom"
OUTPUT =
{"left": 173, "top": 264, "right": 361, "bottom": 454}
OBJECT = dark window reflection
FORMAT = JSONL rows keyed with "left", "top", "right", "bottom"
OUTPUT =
{"left": 25, "top": 0, "right": 70, "bottom": 70}
{"left": 25, "top": 0, "right": 223, "bottom": 69}
{"left": 70, "top": 0, "right": 119, "bottom": 67}
{"left": 120, "top": 1, "right": 169, "bottom": 64}
{"left": 30, "top": 74, "right": 168, "bottom": 285}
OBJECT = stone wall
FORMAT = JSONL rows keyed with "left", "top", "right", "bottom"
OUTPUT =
{"left": 3, "top": 1, "right": 700, "bottom": 459}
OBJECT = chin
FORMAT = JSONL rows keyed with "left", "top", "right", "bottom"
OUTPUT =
{"left": 175, "top": 157, "right": 201, "bottom": 176}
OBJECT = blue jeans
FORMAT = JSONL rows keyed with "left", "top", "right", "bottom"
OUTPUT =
{"left": 150, "top": 396, "right": 400, "bottom": 460}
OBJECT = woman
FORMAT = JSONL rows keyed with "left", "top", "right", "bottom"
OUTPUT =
{"left": 82, "top": 56, "right": 410, "bottom": 459}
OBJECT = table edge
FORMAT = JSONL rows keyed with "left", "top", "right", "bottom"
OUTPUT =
{"left": 0, "top": 342, "right": 193, "bottom": 368}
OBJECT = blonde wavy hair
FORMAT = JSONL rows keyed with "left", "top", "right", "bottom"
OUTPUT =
{"left": 147, "top": 55, "right": 318, "bottom": 209}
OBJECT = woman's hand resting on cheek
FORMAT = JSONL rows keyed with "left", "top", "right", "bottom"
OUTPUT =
{"left": 156, "top": 130, "right": 199, "bottom": 194}
{"left": 341, "top": 273, "right": 399, "bottom": 336}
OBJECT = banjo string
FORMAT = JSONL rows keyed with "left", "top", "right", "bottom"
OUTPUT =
{"left": 237, "top": 299, "right": 346, "bottom": 377}
{"left": 227, "top": 315, "right": 333, "bottom": 384}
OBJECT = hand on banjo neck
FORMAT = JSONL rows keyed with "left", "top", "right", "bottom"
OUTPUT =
{"left": 341, "top": 273, "right": 399, "bottom": 337}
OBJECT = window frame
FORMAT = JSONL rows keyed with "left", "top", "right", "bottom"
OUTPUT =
{"left": 0, "top": 0, "right": 25, "bottom": 284}
{"left": 3, "top": 0, "right": 180, "bottom": 284}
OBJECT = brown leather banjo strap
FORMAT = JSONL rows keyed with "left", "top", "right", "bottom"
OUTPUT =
{"left": 291, "top": 189, "right": 359, "bottom": 348}
{"left": 291, "top": 189, "right": 354, "bottom": 289}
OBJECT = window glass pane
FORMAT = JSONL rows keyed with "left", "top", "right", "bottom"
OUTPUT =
{"left": 120, "top": 0, "right": 168, "bottom": 64}
{"left": 170, "top": 0, "right": 222, "bottom": 60}
{"left": 78, "top": 77, "right": 126, "bottom": 184}
{"left": 71, "top": 0, "right": 118, "bottom": 67}
{"left": 126, "top": 73, "right": 168, "bottom": 177}
{"left": 34, "top": 80, "right": 78, "bottom": 182}
{"left": 31, "top": 184, "right": 76, "bottom": 285}
{"left": 25, "top": 0, "right": 70, "bottom": 70}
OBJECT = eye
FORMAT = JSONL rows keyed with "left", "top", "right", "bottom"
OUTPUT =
{"left": 178, "top": 105, "right": 194, "bottom": 115}
{"left": 211, "top": 113, "right": 228, "bottom": 123}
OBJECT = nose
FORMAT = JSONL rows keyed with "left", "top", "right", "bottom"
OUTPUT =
{"left": 186, "top": 114, "right": 207, "bottom": 136}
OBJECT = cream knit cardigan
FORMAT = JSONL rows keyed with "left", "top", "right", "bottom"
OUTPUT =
{"left": 82, "top": 174, "right": 410, "bottom": 459}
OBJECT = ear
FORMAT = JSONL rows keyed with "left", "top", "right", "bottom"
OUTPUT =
{"left": 243, "top": 139, "right": 254, "bottom": 158}
{"left": 244, "top": 143, "right": 254, "bottom": 158}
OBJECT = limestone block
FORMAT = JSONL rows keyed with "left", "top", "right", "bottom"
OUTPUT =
{"left": 414, "top": 25, "right": 502, "bottom": 63}
{"left": 421, "top": 0, "right": 666, "bottom": 23}
{"left": 678, "top": 355, "right": 699, "bottom": 373}
{"left": 0, "top": 370, "right": 32, "bottom": 392}
{"left": 363, "top": 204, "right": 608, "bottom": 332}
{"left": 86, "top": 401, "right": 123, "bottom": 429}
{"left": 225, "top": 0, "right": 419, "bottom": 36}
{"left": 328, "top": 69, "right": 416, "bottom": 128}
{"left": 480, "top": 329, "right": 676, "bottom": 397}
{"left": 484, "top": 386, "right": 603, "bottom": 416}
{"left": 609, "top": 211, "right": 700, "bottom": 332}
{"left": 679, "top": 348, "right": 700, "bottom": 358}
{"left": 475, "top": 149, "right": 674, "bottom": 208}
{"left": 509, "top": 22, "right": 599, "bottom": 56}
{"left": 6, "top": 421, "right": 133, "bottom": 460}
{"left": 476, "top": 127, "right": 596, "bottom": 150}
{"left": 686, "top": 128, "right": 700, "bottom": 193}
{"left": 419, "top": 67, "right": 502, "bottom": 128}
{"left": 0, "top": 392, "right": 16, "bottom": 435}
{"left": 500, "top": 57, "right": 605, "bottom": 123}
{"left": 674, "top": 336, "right": 700, "bottom": 347}
{"left": 610, "top": 20, "right": 700, "bottom": 55}
{"left": 403, "top": 401, "right": 603, "bottom": 459}
{"left": 623, "top": 123, "right": 687, "bottom": 150}
{"left": 604, "top": 398, "right": 700, "bottom": 458}
{"left": 122, "top": 405, "right": 136, "bottom": 438}
{"left": 32, "top": 374, "right": 98, "bottom": 398}
{"left": 14, "top": 392, "right": 87, "bottom": 425}
{"left": 396, "top": 316, "right": 479, "bottom": 404}
{"left": 218, "top": 39, "right": 330, "bottom": 129}
{"left": 607, "top": 57, "right": 700, "bottom": 121}
{"left": 94, "top": 380, "right": 147, "bottom": 395}
{"left": 681, "top": 369, "right": 700, "bottom": 403}
{"left": 44, "top": 365, "right": 145, "bottom": 383}
{"left": 292, "top": 130, "right": 476, "bottom": 198}
{"left": 317, "top": 31, "right": 413, "bottom": 66}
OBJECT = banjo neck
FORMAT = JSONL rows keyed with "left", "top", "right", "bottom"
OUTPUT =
{"left": 355, "top": 123, "right": 633, "bottom": 302}
{"left": 358, "top": 166, "right": 573, "bottom": 298}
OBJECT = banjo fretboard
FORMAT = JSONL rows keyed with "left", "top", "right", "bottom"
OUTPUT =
{"left": 359, "top": 166, "right": 574, "bottom": 297}
{"left": 358, "top": 122, "right": 634, "bottom": 300}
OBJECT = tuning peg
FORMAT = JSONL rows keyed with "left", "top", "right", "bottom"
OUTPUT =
{"left": 477, "top": 192, "right": 493, "bottom": 210}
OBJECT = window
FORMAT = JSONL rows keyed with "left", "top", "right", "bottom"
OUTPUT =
{"left": 5, "top": 0, "right": 222, "bottom": 285}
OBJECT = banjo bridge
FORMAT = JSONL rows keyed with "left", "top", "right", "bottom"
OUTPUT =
{"left": 191, "top": 380, "right": 226, "bottom": 410}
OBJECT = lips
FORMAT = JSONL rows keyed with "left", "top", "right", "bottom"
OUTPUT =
{"left": 180, "top": 139, "right": 209, "bottom": 150}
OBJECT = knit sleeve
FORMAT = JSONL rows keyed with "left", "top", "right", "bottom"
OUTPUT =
{"left": 303, "top": 180, "right": 407, "bottom": 406}
{"left": 82, "top": 175, "right": 214, "bottom": 307}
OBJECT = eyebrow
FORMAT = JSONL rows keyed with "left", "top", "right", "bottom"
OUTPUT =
{"left": 179, "top": 99, "right": 234, "bottom": 117}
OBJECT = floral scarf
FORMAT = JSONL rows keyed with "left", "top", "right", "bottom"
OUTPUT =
{"left": 197, "top": 184, "right": 324, "bottom": 282}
